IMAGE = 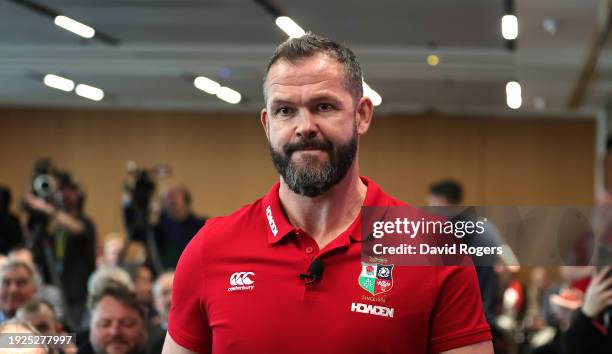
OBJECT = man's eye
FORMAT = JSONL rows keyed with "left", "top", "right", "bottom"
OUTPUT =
{"left": 275, "top": 107, "right": 294, "bottom": 117}
{"left": 120, "top": 319, "right": 137, "bottom": 328}
{"left": 96, "top": 320, "right": 111, "bottom": 328}
{"left": 318, "top": 103, "right": 334, "bottom": 112}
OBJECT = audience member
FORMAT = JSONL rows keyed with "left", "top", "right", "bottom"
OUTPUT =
{"left": 0, "top": 186, "right": 25, "bottom": 254}
{"left": 154, "top": 186, "right": 205, "bottom": 270}
{"left": 0, "top": 259, "right": 38, "bottom": 322}
{"left": 524, "top": 267, "right": 563, "bottom": 354}
{"left": 124, "top": 264, "right": 153, "bottom": 313}
{"left": 16, "top": 299, "right": 77, "bottom": 354}
{"left": 146, "top": 272, "right": 173, "bottom": 354}
{"left": 97, "top": 234, "right": 126, "bottom": 269}
{"left": 565, "top": 266, "right": 612, "bottom": 354}
{"left": 9, "top": 246, "right": 65, "bottom": 323}
{"left": 152, "top": 272, "right": 173, "bottom": 330}
{"left": 428, "top": 179, "right": 512, "bottom": 352}
{"left": 78, "top": 284, "right": 148, "bottom": 354}
{"left": 87, "top": 266, "right": 135, "bottom": 301}
{"left": 24, "top": 179, "right": 96, "bottom": 328}
{"left": 0, "top": 319, "right": 48, "bottom": 354}
{"left": 428, "top": 179, "right": 502, "bottom": 324}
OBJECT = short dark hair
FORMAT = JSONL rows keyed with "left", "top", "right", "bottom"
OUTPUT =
{"left": 429, "top": 180, "right": 464, "bottom": 205}
{"left": 17, "top": 298, "right": 57, "bottom": 319}
{"left": 263, "top": 33, "right": 363, "bottom": 103}
{"left": 89, "top": 282, "right": 147, "bottom": 321}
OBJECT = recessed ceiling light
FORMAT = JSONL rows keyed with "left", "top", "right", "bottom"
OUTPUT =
{"left": 506, "top": 81, "right": 522, "bottom": 109}
{"left": 43, "top": 74, "right": 74, "bottom": 92}
{"left": 275, "top": 16, "right": 305, "bottom": 38}
{"left": 501, "top": 15, "right": 519, "bottom": 40}
{"left": 194, "top": 76, "right": 221, "bottom": 95}
{"left": 75, "top": 84, "right": 104, "bottom": 101}
{"left": 54, "top": 15, "right": 95, "bottom": 39}
{"left": 216, "top": 87, "right": 241, "bottom": 104}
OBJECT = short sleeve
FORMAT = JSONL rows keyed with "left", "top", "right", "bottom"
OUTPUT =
{"left": 167, "top": 226, "right": 212, "bottom": 353}
{"left": 430, "top": 266, "right": 492, "bottom": 353}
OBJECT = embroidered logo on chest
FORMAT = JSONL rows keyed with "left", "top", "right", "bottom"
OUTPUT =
{"left": 227, "top": 272, "right": 255, "bottom": 292}
{"left": 358, "top": 262, "right": 394, "bottom": 295}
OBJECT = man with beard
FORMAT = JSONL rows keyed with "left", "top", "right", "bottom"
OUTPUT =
{"left": 78, "top": 284, "right": 147, "bottom": 354}
{"left": 163, "top": 34, "right": 492, "bottom": 354}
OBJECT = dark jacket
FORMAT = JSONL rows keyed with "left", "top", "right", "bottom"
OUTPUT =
{"left": 565, "top": 310, "right": 611, "bottom": 354}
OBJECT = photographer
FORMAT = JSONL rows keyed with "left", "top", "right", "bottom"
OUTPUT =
{"left": 122, "top": 164, "right": 172, "bottom": 275}
{"left": 565, "top": 266, "right": 612, "bottom": 354}
{"left": 24, "top": 178, "right": 96, "bottom": 330}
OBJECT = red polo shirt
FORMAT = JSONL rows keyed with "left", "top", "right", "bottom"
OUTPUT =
{"left": 168, "top": 177, "right": 491, "bottom": 353}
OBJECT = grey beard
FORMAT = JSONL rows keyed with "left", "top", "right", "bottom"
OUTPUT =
{"left": 269, "top": 130, "right": 357, "bottom": 197}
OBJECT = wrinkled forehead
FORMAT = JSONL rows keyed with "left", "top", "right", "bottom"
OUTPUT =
{"left": 264, "top": 54, "right": 349, "bottom": 98}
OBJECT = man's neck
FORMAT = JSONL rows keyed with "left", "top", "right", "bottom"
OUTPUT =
{"left": 278, "top": 167, "right": 367, "bottom": 249}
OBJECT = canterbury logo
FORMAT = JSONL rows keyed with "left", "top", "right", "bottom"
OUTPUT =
{"left": 265, "top": 205, "right": 278, "bottom": 236}
{"left": 230, "top": 272, "right": 255, "bottom": 286}
{"left": 228, "top": 272, "right": 255, "bottom": 292}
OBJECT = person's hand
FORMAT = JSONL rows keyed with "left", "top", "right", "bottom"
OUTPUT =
{"left": 550, "top": 288, "right": 583, "bottom": 330}
{"left": 581, "top": 266, "right": 612, "bottom": 318}
{"left": 23, "top": 192, "right": 55, "bottom": 215}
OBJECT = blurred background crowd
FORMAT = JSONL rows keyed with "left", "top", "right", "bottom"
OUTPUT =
{"left": 0, "top": 160, "right": 205, "bottom": 354}
{"left": 0, "top": 159, "right": 610, "bottom": 353}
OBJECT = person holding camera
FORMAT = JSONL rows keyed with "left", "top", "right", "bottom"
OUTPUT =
{"left": 23, "top": 179, "right": 96, "bottom": 330}
{"left": 565, "top": 266, "right": 612, "bottom": 354}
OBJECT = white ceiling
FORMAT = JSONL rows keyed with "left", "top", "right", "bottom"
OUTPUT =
{"left": 0, "top": 0, "right": 609, "bottom": 117}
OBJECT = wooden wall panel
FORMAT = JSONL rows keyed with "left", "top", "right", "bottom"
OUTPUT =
{"left": 0, "top": 108, "right": 596, "bottom": 240}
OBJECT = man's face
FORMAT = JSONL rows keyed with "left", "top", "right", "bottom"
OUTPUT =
{"left": 427, "top": 194, "right": 452, "bottom": 207}
{"left": 20, "top": 306, "right": 58, "bottom": 335}
{"left": 164, "top": 188, "right": 189, "bottom": 221}
{"left": 135, "top": 267, "right": 153, "bottom": 305}
{"left": 103, "top": 238, "right": 125, "bottom": 265}
{"left": 262, "top": 53, "right": 371, "bottom": 197}
{"left": 0, "top": 324, "right": 46, "bottom": 354}
{"left": 153, "top": 273, "right": 173, "bottom": 323}
{"left": 0, "top": 266, "right": 37, "bottom": 316}
{"left": 90, "top": 296, "right": 147, "bottom": 354}
{"left": 61, "top": 186, "right": 80, "bottom": 210}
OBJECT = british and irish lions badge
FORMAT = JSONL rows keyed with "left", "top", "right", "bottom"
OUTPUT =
{"left": 358, "top": 262, "right": 394, "bottom": 295}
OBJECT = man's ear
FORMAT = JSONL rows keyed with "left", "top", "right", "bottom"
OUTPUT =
{"left": 261, "top": 108, "right": 270, "bottom": 139}
{"left": 356, "top": 96, "right": 374, "bottom": 135}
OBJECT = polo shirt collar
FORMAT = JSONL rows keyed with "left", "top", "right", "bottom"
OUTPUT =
{"left": 261, "top": 176, "right": 389, "bottom": 244}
